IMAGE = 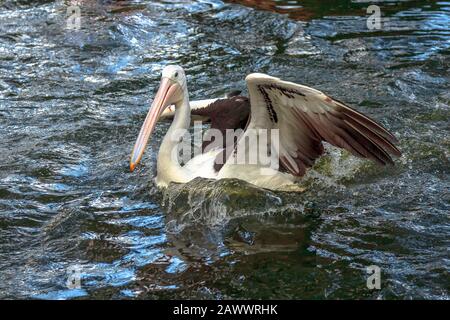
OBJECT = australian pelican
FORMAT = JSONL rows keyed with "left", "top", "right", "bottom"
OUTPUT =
{"left": 130, "top": 65, "right": 400, "bottom": 191}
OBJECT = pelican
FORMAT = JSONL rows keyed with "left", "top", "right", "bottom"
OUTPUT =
{"left": 130, "top": 65, "right": 400, "bottom": 191}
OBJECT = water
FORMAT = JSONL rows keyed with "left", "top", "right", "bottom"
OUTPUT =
{"left": 0, "top": 0, "right": 449, "bottom": 299}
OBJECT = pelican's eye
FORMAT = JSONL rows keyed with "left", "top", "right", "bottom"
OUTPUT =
{"left": 174, "top": 72, "right": 179, "bottom": 78}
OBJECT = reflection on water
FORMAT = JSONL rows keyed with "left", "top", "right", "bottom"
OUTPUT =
{"left": 0, "top": 0, "right": 449, "bottom": 299}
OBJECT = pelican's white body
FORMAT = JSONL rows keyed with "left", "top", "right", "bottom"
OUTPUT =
{"left": 155, "top": 105, "right": 298, "bottom": 190}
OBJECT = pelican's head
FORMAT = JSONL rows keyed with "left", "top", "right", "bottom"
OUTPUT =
{"left": 162, "top": 64, "right": 187, "bottom": 93}
{"left": 129, "top": 65, "right": 186, "bottom": 171}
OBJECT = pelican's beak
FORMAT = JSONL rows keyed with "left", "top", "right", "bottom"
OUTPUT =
{"left": 130, "top": 77, "right": 182, "bottom": 171}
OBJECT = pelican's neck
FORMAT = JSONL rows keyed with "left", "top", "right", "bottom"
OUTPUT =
{"left": 156, "top": 90, "right": 191, "bottom": 185}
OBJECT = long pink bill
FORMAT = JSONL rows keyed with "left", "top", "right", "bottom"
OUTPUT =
{"left": 130, "top": 78, "right": 181, "bottom": 171}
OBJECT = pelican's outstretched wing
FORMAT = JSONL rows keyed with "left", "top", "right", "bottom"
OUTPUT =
{"left": 241, "top": 73, "right": 401, "bottom": 176}
{"left": 195, "top": 96, "right": 250, "bottom": 169}
{"left": 192, "top": 96, "right": 250, "bottom": 137}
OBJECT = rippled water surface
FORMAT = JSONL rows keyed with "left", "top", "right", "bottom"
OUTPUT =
{"left": 0, "top": 0, "right": 449, "bottom": 299}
